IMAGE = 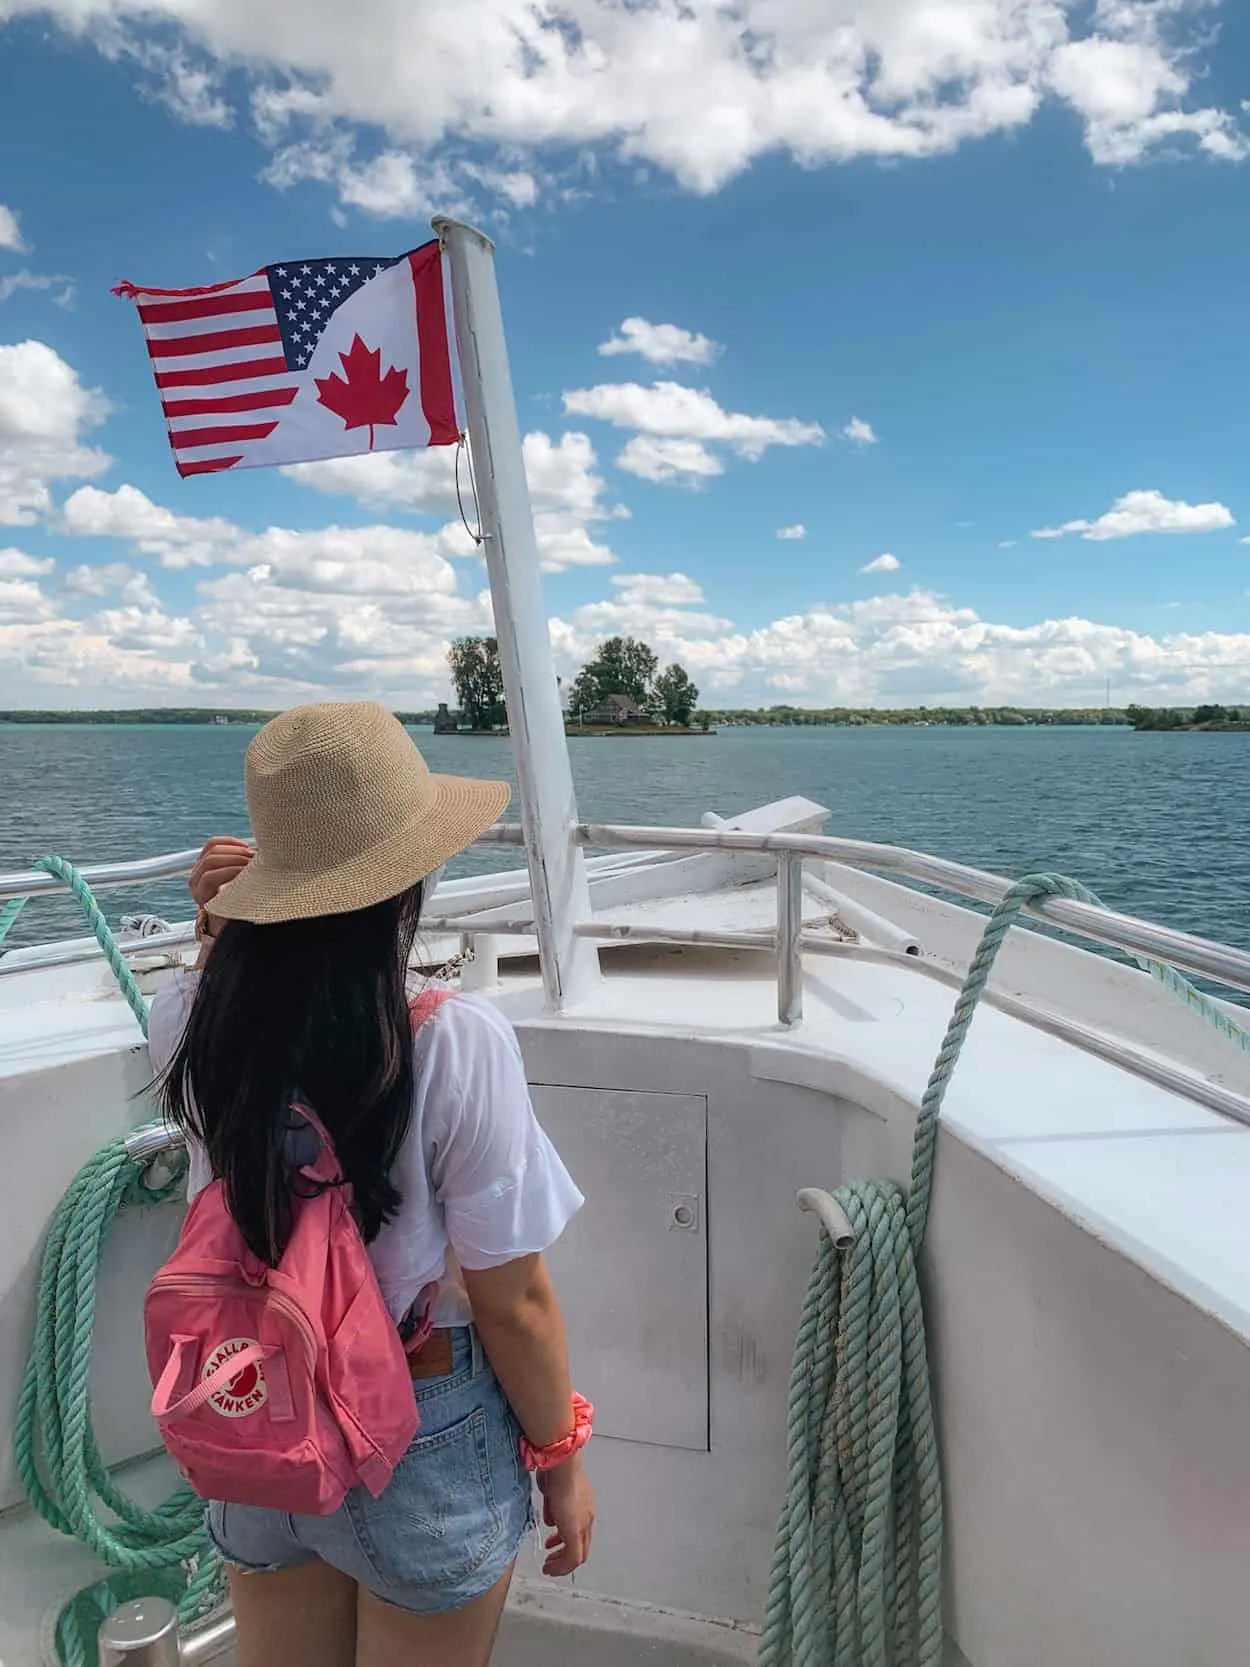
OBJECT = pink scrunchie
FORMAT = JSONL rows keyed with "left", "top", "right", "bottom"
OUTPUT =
{"left": 520, "top": 1391, "right": 594, "bottom": 1473}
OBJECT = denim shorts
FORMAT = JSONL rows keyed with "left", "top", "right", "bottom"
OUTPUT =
{"left": 206, "top": 1327, "right": 534, "bottom": 1614}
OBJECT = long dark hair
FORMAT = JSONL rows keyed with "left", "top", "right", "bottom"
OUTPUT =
{"left": 161, "top": 882, "right": 425, "bottom": 1264}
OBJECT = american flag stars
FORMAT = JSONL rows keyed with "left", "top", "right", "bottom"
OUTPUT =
{"left": 266, "top": 255, "right": 401, "bottom": 373}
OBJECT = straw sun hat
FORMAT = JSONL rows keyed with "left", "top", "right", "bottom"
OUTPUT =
{"left": 208, "top": 701, "right": 510, "bottom": 925}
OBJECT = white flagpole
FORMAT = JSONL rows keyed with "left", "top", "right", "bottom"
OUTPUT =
{"left": 433, "top": 217, "right": 599, "bottom": 1012}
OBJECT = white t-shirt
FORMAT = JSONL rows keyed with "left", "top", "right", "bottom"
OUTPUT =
{"left": 146, "top": 974, "right": 583, "bottom": 1327}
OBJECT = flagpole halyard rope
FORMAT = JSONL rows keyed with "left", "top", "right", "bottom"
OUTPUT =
{"left": 455, "top": 432, "right": 485, "bottom": 545}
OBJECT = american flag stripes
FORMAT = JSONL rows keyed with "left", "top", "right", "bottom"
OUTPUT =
{"left": 114, "top": 241, "right": 459, "bottom": 477}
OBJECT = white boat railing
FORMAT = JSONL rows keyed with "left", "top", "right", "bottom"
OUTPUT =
{"left": 4, "top": 816, "right": 1250, "bottom": 1133}
{"left": 0, "top": 847, "right": 204, "bottom": 900}
{"left": 477, "top": 821, "right": 1250, "bottom": 1001}
{"left": 5, "top": 821, "right": 1250, "bottom": 1004}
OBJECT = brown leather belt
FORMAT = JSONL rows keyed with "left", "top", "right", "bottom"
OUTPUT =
{"left": 407, "top": 1328, "right": 453, "bottom": 1380}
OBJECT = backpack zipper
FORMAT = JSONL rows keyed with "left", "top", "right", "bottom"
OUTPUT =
{"left": 148, "top": 1273, "right": 319, "bottom": 1375}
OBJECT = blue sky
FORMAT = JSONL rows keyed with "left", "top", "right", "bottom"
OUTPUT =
{"left": 1, "top": 0, "right": 1249, "bottom": 709}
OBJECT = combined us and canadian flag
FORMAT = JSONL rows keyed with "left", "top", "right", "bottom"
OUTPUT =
{"left": 114, "top": 240, "right": 461, "bottom": 477}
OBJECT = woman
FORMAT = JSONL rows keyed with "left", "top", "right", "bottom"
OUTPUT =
{"left": 147, "top": 700, "right": 595, "bottom": 1667}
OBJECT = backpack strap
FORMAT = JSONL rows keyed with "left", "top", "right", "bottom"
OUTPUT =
{"left": 293, "top": 1103, "right": 342, "bottom": 1185}
{"left": 152, "top": 1336, "right": 288, "bottom": 1422}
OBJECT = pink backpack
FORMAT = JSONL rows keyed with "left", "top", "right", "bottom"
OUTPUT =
{"left": 144, "top": 989, "right": 452, "bottom": 1515}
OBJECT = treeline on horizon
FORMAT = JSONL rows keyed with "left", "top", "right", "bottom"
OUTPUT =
{"left": 700, "top": 705, "right": 1130, "bottom": 726}
{"left": 1125, "top": 703, "right": 1250, "bottom": 732}
{"left": 0, "top": 708, "right": 440, "bottom": 726}
{"left": 3, "top": 703, "right": 1248, "bottom": 729}
{"left": 1, "top": 704, "right": 1128, "bottom": 727}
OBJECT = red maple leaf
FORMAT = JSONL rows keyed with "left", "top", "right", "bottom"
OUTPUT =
{"left": 314, "top": 334, "right": 410, "bottom": 449}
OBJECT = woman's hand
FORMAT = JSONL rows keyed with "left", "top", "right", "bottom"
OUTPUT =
{"left": 189, "top": 837, "right": 253, "bottom": 911}
{"left": 537, "top": 1454, "right": 595, "bottom": 1576}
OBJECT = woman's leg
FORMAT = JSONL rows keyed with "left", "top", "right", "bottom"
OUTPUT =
{"left": 355, "top": 1563, "right": 514, "bottom": 1667}
{"left": 228, "top": 1558, "right": 358, "bottom": 1667}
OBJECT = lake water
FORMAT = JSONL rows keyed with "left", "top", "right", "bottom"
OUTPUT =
{"left": 3, "top": 724, "right": 1249, "bottom": 960}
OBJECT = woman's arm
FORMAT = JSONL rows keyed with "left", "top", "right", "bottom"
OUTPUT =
{"left": 462, "top": 1253, "right": 572, "bottom": 1446}
{"left": 188, "top": 836, "right": 253, "bottom": 967}
{"left": 425, "top": 996, "right": 593, "bottom": 1575}
{"left": 463, "top": 1252, "right": 595, "bottom": 1576}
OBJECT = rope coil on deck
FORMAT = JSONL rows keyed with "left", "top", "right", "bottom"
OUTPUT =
{"left": 759, "top": 872, "right": 1250, "bottom": 1667}
{"left": 11, "top": 858, "right": 223, "bottom": 1667}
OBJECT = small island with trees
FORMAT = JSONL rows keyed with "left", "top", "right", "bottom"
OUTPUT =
{"left": 446, "top": 635, "right": 707, "bottom": 736}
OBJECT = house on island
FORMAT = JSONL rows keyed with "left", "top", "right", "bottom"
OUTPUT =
{"left": 583, "top": 693, "right": 644, "bottom": 725}
{"left": 432, "top": 703, "right": 460, "bottom": 734}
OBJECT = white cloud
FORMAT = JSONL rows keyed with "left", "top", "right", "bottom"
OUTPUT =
{"left": 192, "top": 562, "right": 491, "bottom": 691}
{"left": 0, "top": 576, "right": 56, "bottom": 626}
{"left": 1049, "top": 4, "right": 1249, "bottom": 165}
{"left": 861, "top": 552, "right": 901, "bottom": 573}
{"left": 553, "top": 572, "right": 730, "bottom": 651}
{"left": 549, "top": 585, "right": 1250, "bottom": 710}
{"left": 63, "top": 484, "right": 243, "bottom": 568}
{"left": 841, "top": 417, "right": 878, "bottom": 447}
{"left": 0, "top": 270, "right": 76, "bottom": 308}
{"left": 0, "top": 341, "right": 111, "bottom": 526}
{"left": 569, "top": 597, "right": 734, "bottom": 640}
{"left": 0, "top": 205, "right": 28, "bottom": 253}
{"left": 64, "top": 562, "right": 160, "bottom": 605}
{"left": 283, "top": 448, "right": 458, "bottom": 516}
{"left": 12, "top": 516, "right": 1250, "bottom": 710}
{"left": 462, "top": 164, "right": 539, "bottom": 208}
{"left": 611, "top": 572, "right": 705, "bottom": 606}
{"left": 7, "top": 0, "right": 1243, "bottom": 208}
{"left": 16, "top": 481, "right": 496, "bottom": 701}
{"left": 598, "top": 319, "right": 720, "bottom": 367}
{"left": 616, "top": 435, "right": 724, "bottom": 484}
{"left": 0, "top": 611, "right": 203, "bottom": 698}
{"left": 566, "top": 381, "right": 823, "bottom": 485}
{"left": 109, "top": 37, "right": 235, "bottom": 128}
{"left": 566, "top": 382, "right": 824, "bottom": 458}
{"left": 63, "top": 483, "right": 468, "bottom": 595}
{"left": 0, "top": 547, "right": 54, "bottom": 578}
{"left": 776, "top": 524, "right": 807, "bottom": 541}
{"left": 261, "top": 136, "right": 470, "bottom": 218}
{"left": 1032, "top": 489, "right": 1235, "bottom": 541}
{"left": 285, "top": 431, "right": 623, "bottom": 572}
{"left": 91, "top": 599, "right": 202, "bottom": 654}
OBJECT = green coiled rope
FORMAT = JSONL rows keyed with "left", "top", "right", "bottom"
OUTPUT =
{"left": 31, "top": 856, "right": 150, "bottom": 1033}
{"left": 758, "top": 871, "right": 1250, "bottom": 1667}
{"left": 11, "top": 856, "right": 223, "bottom": 1667}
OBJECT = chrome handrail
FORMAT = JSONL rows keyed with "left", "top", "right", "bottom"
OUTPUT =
{"left": 6, "top": 819, "right": 1250, "bottom": 996}
{"left": 0, "top": 848, "right": 204, "bottom": 901}
{"left": 5, "top": 821, "right": 1250, "bottom": 1129}
{"left": 547, "top": 824, "right": 1250, "bottom": 997}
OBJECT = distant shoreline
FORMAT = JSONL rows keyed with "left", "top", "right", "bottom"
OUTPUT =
{"left": 0, "top": 705, "right": 1133, "bottom": 729}
{"left": 2, "top": 705, "right": 1245, "bottom": 731}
